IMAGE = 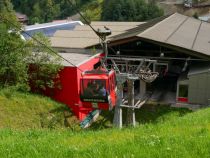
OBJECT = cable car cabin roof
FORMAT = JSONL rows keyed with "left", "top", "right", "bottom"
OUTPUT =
{"left": 82, "top": 75, "right": 109, "bottom": 80}
{"left": 82, "top": 70, "right": 115, "bottom": 79}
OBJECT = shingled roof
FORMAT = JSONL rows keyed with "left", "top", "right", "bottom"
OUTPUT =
{"left": 51, "top": 21, "right": 144, "bottom": 49}
{"left": 51, "top": 13, "right": 210, "bottom": 59}
{"left": 109, "top": 13, "right": 210, "bottom": 59}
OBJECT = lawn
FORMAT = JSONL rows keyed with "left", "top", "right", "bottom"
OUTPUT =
{"left": 0, "top": 88, "right": 79, "bottom": 130}
{"left": 0, "top": 88, "right": 210, "bottom": 158}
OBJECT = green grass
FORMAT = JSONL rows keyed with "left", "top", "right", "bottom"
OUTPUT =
{"left": 90, "top": 104, "right": 191, "bottom": 130}
{"left": 0, "top": 88, "right": 210, "bottom": 157}
{"left": 0, "top": 107, "right": 210, "bottom": 157}
{"left": 0, "top": 88, "right": 79, "bottom": 130}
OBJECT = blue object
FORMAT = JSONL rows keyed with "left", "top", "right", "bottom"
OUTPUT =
{"left": 21, "top": 21, "right": 82, "bottom": 39}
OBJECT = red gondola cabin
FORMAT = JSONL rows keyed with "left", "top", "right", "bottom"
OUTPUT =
{"left": 80, "top": 70, "right": 117, "bottom": 110}
{"left": 46, "top": 52, "right": 117, "bottom": 121}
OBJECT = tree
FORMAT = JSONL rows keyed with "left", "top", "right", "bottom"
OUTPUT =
{"left": 0, "top": 0, "right": 62, "bottom": 92}
{"left": 0, "top": 0, "right": 13, "bottom": 12}
{"left": 11, "top": 0, "right": 99, "bottom": 24}
{"left": 27, "top": 33, "right": 62, "bottom": 93}
{"left": 30, "top": 2, "right": 42, "bottom": 24}
{"left": 101, "top": 0, "right": 164, "bottom": 21}
{"left": 42, "top": 0, "right": 60, "bottom": 22}
{"left": 0, "top": 25, "right": 29, "bottom": 88}
{"left": 0, "top": 0, "right": 29, "bottom": 89}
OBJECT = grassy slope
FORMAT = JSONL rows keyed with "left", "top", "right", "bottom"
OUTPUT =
{"left": 0, "top": 89, "right": 79, "bottom": 130}
{"left": 0, "top": 108, "right": 210, "bottom": 157}
{"left": 0, "top": 88, "right": 210, "bottom": 157}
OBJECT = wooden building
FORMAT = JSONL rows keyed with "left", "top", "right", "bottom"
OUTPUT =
{"left": 16, "top": 12, "right": 28, "bottom": 25}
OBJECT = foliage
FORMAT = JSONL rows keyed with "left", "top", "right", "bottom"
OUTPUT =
{"left": 11, "top": 0, "right": 164, "bottom": 24}
{"left": 101, "top": 0, "right": 164, "bottom": 21}
{"left": 81, "top": 0, "right": 103, "bottom": 22}
{"left": 0, "top": 1, "right": 62, "bottom": 92}
{"left": 27, "top": 33, "right": 62, "bottom": 93}
{"left": 0, "top": 0, "right": 29, "bottom": 89}
{"left": 0, "top": 0, "right": 13, "bottom": 13}
{"left": 29, "top": 0, "right": 61, "bottom": 24}
{"left": 11, "top": 0, "right": 94, "bottom": 24}
{"left": 0, "top": 25, "right": 29, "bottom": 88}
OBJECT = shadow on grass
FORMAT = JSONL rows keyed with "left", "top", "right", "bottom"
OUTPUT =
{"left": 90, "top": 104, "right": 191, "bottom": 130}
{"left": 39, "top": 103, "right": 191, "bottom": 131}
{"left": 89, "top": 110, "right": 115, "bottom": 130}
{"left": 134, "top": 104, "right": 191, "bottom": 124}
{"left": 39, "top": 106, "right": 81, "bottom": 130}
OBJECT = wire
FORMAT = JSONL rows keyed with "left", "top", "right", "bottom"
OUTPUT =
{"left": 0, "top": 14, "right": 84, "bottom": 72}
{"left": 67, "top": 0, "right": 208, "bottom": 62}
{"left": 67, "top": 0, "right": 102, "bottom": 39}
{"left": 67, "top": 0, "right": 118, "bottom": 55}
{"left": 108, "top": 54, "right": 208, "bottom": 61}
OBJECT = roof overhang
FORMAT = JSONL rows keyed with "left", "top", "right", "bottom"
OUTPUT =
{"left": 138, "top": 37, "right": 210, "bottom": 60}
{"left": 88, "top": 13, "right": 210, "bottom": 61}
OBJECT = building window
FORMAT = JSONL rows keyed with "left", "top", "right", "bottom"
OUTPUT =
{"left": 179, "top": 84, "right": 188, "bottom": 98}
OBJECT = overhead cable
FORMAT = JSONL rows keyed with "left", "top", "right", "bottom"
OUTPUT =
{"left": 0, "top": 14, "right": 84, "bottom": 72}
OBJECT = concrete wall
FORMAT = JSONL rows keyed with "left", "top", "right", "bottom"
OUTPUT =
{"left": 188, "top": 72, "right": 210, "bottom": 105}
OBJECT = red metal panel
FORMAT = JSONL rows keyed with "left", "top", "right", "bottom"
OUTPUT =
{"left": 178, "top": 97, "right": 188, "bottom": 103}
{"left": 48, "top": 53, "right": 104, "bottom": 121}
{"left": 51, "top": 67, "right": 83, "bottom": 119}
{"left": 53, "top": 67, "right": 79, "bottom": 104}
{"left": 53, "top": 54, "right": 101, "bottom": 121}
{"left": 76, "top": 54, "right": 102, "bottom": 120}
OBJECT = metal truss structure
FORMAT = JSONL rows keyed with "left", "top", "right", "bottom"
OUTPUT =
{"left": 98, "top": 28, "right": 168, "bottom": 128}
{"left": 99, "top": 56, "right": 168, "bottom": 128}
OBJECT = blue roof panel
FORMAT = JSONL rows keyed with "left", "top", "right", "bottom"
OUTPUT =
{"left": 22, "top": 21, "right": 82, "bottom": 39}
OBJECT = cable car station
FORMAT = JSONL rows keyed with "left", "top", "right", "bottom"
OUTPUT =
{"left": 47, "top": 13, "right": 210, "bottom": 128}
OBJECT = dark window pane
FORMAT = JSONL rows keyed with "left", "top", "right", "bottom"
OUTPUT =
{"left": 179, "top": 85, "right": 188, "bottom": 97}
{"left": 81, "top": 79, "right": 108, "bottom": 102}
